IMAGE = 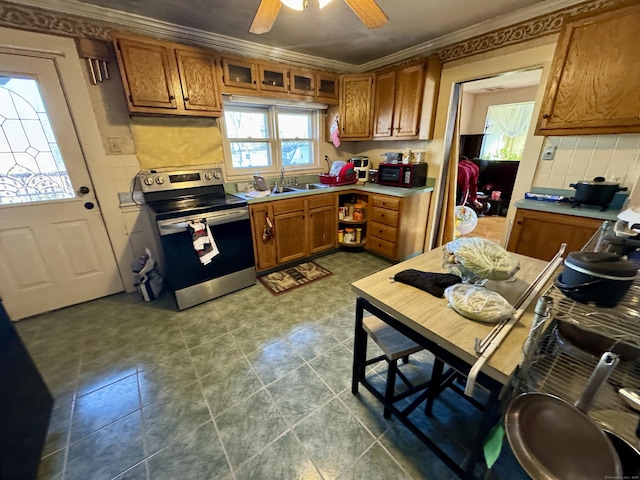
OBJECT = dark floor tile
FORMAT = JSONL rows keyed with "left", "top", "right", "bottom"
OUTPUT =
{"left": 65, "top": 411, "right": 145, "bottom": 480}
{"left": 200, "top": 357, "right": 264, "bottom": 417}
{"left": 234, "top": 431, "right": 322, "bottom": 480}
{"left": 293, "top": 398, "right": 376, "bottom": 479}
{"left": 215, "top": 389, "right": 288, "bottom": 469}
{"left": 147, "top": 421, "right": 230, "bottom": 480}
{"left": 137, "top": 353, "right": 198, "bottom": 407}
{"left": 37, "top": 448, "right": 65, "bottom": 480}
{"left": 43, "top": 402, "right": 72, "bottom": 456}
{"left": 309, "top": 343, "right": 355, "bottom": 394}
{"left": 247, "top": 338, "right": 305, "bottom": 385}
{"left": 189, "top": 332, "right": 244, "bottom": 378}
{"left": 70, "top": 374, "right": 141, "bottom": 442}
{"left": 142, "top": 381, "right": 210, "bottom": 455}
{"left": 113, "top": 461, "right": 148, "bottom": 480}
{"left": 288, "top": 323, "right": 341, "bottom": 361}
{"left": 338, "top": 442, "right": 413, "bottom": 480}
{"left": 267, "top": 364, "right": 334, "bottom": 426}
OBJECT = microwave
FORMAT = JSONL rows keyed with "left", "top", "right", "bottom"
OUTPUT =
{"left": 377, "top": 162, "right": 428, "bottom": 188}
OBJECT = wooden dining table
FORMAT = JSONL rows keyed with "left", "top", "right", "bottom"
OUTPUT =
{"left": 350, "top": 247, "right": 549, "bottom": 478}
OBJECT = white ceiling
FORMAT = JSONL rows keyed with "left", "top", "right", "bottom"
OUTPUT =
{"left": 10, "top": 0, "right": 586, "bottom": 70}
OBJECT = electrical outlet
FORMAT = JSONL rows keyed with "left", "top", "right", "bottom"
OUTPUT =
{"left": 542, "top": 145, "right": 556, "bottom": 161}
{"left": 107, "top": 136, "right": 122, "bottom": 153}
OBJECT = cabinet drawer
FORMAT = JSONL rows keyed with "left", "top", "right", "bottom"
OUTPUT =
{"left": 272, "top": 198, "right": 305, "bottom": 215}
{"left": 369, "top": 221, "right": 397, "bottom": 243}
{"left": 372, "top": 196, "right": 400, "bottom": 211}
{"left": 307, "top": 193, "right": 335, "bottom": 209}
{"left": 371, "top": 208, "right": 398, "bottom": 227}
{"left": 367, "top": 235, "right": 396, "bottom": 258}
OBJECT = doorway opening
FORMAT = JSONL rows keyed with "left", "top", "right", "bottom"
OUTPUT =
{"left": 455, "top": 68, "right": 542, "bottom": 244}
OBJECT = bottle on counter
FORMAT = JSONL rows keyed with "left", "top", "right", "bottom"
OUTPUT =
{"left": 344, "top": 228, "right": 355, "bottom": 244}
{"left": 353, "top": 204, "right": 365, "bottom": 221}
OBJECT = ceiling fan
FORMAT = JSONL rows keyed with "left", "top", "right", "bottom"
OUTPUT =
{"left": 250, "top": 0, "right": 388, "bottom": 34}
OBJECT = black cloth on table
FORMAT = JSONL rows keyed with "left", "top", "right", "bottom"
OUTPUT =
{"left": 394, "top": 269, "right": 462, "bottom": 298}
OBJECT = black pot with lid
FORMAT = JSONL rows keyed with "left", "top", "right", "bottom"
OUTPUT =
{"left": 569, "top": 177, "right": 628, "bottom": 211}
{"left": 555, "top": 251, "right": 638, "bottom": 307}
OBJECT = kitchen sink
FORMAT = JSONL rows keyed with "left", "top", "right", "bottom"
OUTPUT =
{"left": 287, "top": 183, "right": 330, "bottom": 190}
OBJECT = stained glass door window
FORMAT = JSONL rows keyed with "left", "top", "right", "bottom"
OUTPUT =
{"left": 0, "top": 76, "right": 73, "bottom": 204}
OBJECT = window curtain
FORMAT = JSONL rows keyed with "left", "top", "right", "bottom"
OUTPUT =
{"left": 490, "top": 102, "right": 534, "bottom": 138}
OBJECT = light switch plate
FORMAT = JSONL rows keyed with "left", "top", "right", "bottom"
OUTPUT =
{"left": 542, "top": 145, "right": 557, "bottom": 160}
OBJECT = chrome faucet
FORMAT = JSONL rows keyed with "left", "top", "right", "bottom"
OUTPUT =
{"left": 280, "top": 166, "right": 286, "bottom": 189}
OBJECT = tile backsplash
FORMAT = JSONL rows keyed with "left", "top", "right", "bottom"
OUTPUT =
{"left": 532, "top": 134, "right": 640, "bottom": 190}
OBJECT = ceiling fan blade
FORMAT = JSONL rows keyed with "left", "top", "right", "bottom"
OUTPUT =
{"left": 344, "top": 0, "right": 388, "bottom": 29}
{"left": 250, "top": 0, "right": 282, "bottom": 34}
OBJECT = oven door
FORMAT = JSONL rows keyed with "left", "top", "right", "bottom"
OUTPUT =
{"left": 156, "top": 207, "right": 255, "bottom": 292}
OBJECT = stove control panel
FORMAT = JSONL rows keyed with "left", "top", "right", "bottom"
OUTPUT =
{"left": 138, "top": 168, "right": 224, "bottom": 193}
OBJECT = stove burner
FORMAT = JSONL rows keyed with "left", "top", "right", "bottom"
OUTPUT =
{"left": 147, "top": 194, "right": 247, "bottom": 220}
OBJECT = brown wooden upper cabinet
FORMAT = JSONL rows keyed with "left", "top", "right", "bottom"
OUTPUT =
{"left": 222, "top": 56, "right": 258, "bottom": 90}
{"left": 258, "top": 63, "right": 288, "bottom": 93}
{"left": 221, "top": 56, "right": 339, "bottom": 104}
{"left": 113, "top": 33, "right": 222, "bottom": 117}
{"left": 373, "top": 62, "right": 425, "bottom": 139}
{"left": 536, "top": 1, "right": 640, "bottom": 136}
{"left": 289, "top": 67, "right": 315, "bottom": 96}
{"left": 316, "top": 72, "right": 339, "bottom": 100}
{"left": 339, "top": 74, "right": 374, "bottom": 140}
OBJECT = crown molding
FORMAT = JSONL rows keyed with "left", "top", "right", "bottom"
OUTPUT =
{"left": 1, "top": 0, "right": 356, "bottom": 71}
{"left": 0, "top": 0, "right": 606, "bottom": 73}
{"left": 357, "top": 0, "right": 590, "bottom": 72}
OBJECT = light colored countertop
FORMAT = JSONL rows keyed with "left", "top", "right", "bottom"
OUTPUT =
{"left": 513, "top": 199, "right": 622, "bottom": 221}
{"left": 232, "top": 182, "right": 434, "bottom": 203}
{"left": 351, "top": 247, "right": 549, "bottom": 385}
{"left": 514, "top": 187, "right": 627, "bottom": 221}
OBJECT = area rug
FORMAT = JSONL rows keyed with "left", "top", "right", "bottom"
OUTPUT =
{"left": 258, "top": 261, "right": 332, "bottom": 296}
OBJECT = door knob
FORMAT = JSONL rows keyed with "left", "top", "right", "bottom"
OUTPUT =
{"left": 84, "top": 202, "right": 95, "bottom": 210}
{"left": 78, "top": 186, "right": 90, "bottom": 195}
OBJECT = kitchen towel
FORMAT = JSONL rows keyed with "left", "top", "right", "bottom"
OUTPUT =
{"left": 393, "top": 269, "right": 461, "bottom": 297}
{"left": 189, "top": 219, "right": 219, "bottom": 265}
{"left": 330, "top": 116, "right": 341, "bottom": 147}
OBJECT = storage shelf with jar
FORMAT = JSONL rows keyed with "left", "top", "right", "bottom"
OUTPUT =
{"left": 338, "top": 194, "right": 368, "bottom": 247}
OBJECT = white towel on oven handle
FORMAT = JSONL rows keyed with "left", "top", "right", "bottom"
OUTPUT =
{"left": 189, "top": 219, "right": 219, "bottom": 265}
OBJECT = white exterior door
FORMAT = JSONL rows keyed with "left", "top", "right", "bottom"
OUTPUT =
{"left": 0, "top": 53, "right": 123, "bottom": 320}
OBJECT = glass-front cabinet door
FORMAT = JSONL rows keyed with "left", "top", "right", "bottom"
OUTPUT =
{"left": 316, "top": 72, "right": 339, "bottom": 100}
{"left": 289, "top": 68, "right": 315, "bottom": 96}
{"left": 222, "top": 57, "right": 257, "bottom": 90}
{"left": 258, "top": 63, "right": 288, "bottom": 93}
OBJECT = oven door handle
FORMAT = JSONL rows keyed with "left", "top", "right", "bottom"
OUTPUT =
{"left": 157, "top": 208, "right": 249, "bottom": 235}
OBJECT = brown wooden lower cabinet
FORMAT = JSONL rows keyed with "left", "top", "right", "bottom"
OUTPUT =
{"left": 366, "top": 192, "right": 431, "bottom": 261}
{"left": 506, "top": 208, "right": 604, "bottom": 261}
{"left": 250, "top": 193, "right": 336, "bottom": 272}
{"left": 249, "top": 203, "right": 276, "bottom": 270}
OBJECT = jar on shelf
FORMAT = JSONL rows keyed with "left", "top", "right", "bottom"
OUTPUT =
{"left": 355, "top": 228, "right": 362, "bottom": 244}
{"left": 338, "top": 229, "right": 344, "bottom": 243}
{"left": 344, "top": 228, "right": 355, "bottom": 244}
{"left": 353, "top": 204, "right": 365, "bottom": 221}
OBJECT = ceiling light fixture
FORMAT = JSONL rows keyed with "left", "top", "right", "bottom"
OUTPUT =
{"left": 280, "top": 0, "right": 333, "bottom": 11}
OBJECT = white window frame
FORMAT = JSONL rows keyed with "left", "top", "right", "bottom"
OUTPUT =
{"left": 220, "top": 102, "right": 323, "bottom": 181}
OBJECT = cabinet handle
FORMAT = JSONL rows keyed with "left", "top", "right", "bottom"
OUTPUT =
{"left": 169, "top": 95, "right": 175, "bottom": 100}
{"left": 184, "top": 97, "right": 189, "bottom": 102}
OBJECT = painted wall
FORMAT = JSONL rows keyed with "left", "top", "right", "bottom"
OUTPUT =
{"left": 462, "top": 85, "right": 539, "bottom": 135}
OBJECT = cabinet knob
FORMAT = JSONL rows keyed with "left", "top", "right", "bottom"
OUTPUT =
{"left": 542, "top": 113, "right": 550, "bottom": 119}
{"left": 169, "top": 95, "right": 175, "bottom": 100}
{"left": 184, "top": 97, "right": 189, "bottom": 102}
